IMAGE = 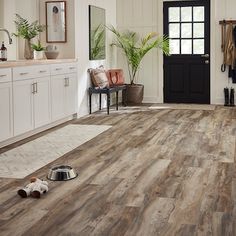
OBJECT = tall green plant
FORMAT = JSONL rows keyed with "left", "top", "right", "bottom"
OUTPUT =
{"left": 108, "top": 25, "right": 169, "bottom": 85}
{"left": 91, "top": 24, "right": 105, "bottom": 60}
{"left": 13, "top": 14, "right": 45, "bottom": 40}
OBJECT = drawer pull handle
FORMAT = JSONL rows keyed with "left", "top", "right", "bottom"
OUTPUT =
{"left": 69, "top": 67, "right": 75, "bottom": 69}
{"left": 20, "top": 72, "right": 29, "bottom": 75}
{"left": 39, "top": 70, "right": 47, "bottom": 73}
{"left": 55, "top": 68, "right": 62, "bottom": 71}
{"left": 0, "top": 74, "right": 7, "bottom": 77}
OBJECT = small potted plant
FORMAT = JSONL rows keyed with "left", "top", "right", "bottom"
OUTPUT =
{"left": 31, "top": 40, "right": 45, "bottom": 60}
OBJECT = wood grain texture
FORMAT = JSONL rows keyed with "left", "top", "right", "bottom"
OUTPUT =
{"left": 0, "top": 105, "right": 235, "bottom": 236}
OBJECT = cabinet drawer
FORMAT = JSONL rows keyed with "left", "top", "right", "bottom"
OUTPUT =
{"left": 34, "top": 65, "right": 50, "bottom": 78}
{"left": 50, "top": 64, "right": 67, "bottom": 75}
{"left": 65, "top": 63, "right": 77, "bottom": 74}
{"left": 13, "top": 65, "right": 50, "bottom": 81}
{"left": 0, "top": 68, "right": 12, "bottom": 83}
{"left": 13, "top": 66, "right": 35, "bottom": 81}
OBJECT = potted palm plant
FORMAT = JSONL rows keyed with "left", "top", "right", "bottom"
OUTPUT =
{"left": 13, "top": 14, "right": 45, "bottom": 59}
{"left": 108, "top": 26, "right": 169, "bottom": 104}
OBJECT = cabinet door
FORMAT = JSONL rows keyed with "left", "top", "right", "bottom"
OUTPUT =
{"left": 0, "top": 82, "right": 13, "bottom": 142}
{"left": 51, "top": 75, "right": 66, "bottom": 121}
{"left": 34, "top": 76, "right": 51, "bottom": 128}
{"left": 65, "top": 73, "right": 77, "bottom": 115}
{"left": 13, "top": 79, "right": 34, "bottom": 136}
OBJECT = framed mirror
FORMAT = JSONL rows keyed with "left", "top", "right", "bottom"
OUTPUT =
{"left": 89, "top": 5, "right": 106, "bottom": 60}
{"left": 46, "top": 1, "right": 67, "bottom": 43}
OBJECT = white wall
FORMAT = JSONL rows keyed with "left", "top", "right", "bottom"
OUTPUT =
{"left": 211, "top": 0, "right": 236, "bottom": 104}
{"left": 0, "top": 0, "right": 39, "bottom": 60}
{"left": 1, "top": 0, "right": 17, "bottom": 60}
{"left": 117, "top": 0, "right": 159, "bottom": 103}
{"left": 16, "top": 0, "right": 39, "bottom": 59}
{"left": 117, "top": 0, "right": 236, "bottom": 104}
{"left": 74, "top": 0, "right": 117, "bottom": 116}
{"left": 0, "top": 1, "right": 4, "bottom": 43}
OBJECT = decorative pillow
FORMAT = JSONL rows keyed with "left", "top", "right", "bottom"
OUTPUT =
{"left": 106, "top": 69, "right": 125, "bottom": 86}
{"left": 89, "top": 66, "right": 109, "bottom": 88}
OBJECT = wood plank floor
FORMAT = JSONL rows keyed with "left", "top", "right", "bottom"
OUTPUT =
{"left": 0, "top": 106, "right": 236, "bottom": 236}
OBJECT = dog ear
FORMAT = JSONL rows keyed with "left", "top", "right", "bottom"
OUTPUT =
{"left": 30, "top": 177, "right": 37, "bottom": 182}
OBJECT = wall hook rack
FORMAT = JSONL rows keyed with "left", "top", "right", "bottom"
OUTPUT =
{"left": 219, "top": 19, "right": 236, "bottom": 25}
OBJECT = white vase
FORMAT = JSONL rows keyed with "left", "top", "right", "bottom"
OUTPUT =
{"left": 33, "top": 50, "right": 44, "bottom": 60}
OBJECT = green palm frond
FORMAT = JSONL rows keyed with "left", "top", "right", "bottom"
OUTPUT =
{"left": 13, "top": 14, "right": 45, "bottom": 40}
{"left": 107, "top": 25, "right": 169, "bottom": 84}
{"left": 91, "top": 24, "right": 105, "bottom": 60}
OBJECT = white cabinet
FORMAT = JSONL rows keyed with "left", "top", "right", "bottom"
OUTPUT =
{"left": 13, "top": 65, "right": 51, "bottom": 136}
{"left": 33, "top": 77, "right": 51, "bottom": 128}
{"left": 65, "top": 73, "right": 77, "bottom": 115}
{"left": 51, "top": 64, "right": 77, "bottom": 121}
{"left": 0, "top": 61, "right": 77, "bottom": 145}
{"left": 0, "top": 68, "right": 13, "bottom": 142}
{"left": 51, "top": 74, "right": 65, "bottom": 121}
{"left": 13, "top": 79, "right": 34, "bottom": 136}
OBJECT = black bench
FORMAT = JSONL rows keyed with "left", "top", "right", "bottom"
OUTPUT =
{"left": 88, "top": 85, "right": 127, "bottom": 115}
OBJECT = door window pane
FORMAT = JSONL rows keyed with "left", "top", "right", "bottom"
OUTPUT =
{"left": 193, "top": 7, "right": 204, "bottom": 21}
{"left": 169, "top": 24, "right": 180, "bottom": 38}
{"left": 193, "top": 23, "right": 204, "bottom": 38}
{"left": 193, "top": 39, "right": 204, "bottom": 54}
{"left": 181, "top": 23, "right": 192, "bottom": 38}
{"left": 169, "top": 7, "right": 180, "bottom": 22}
{"left": 181, "top": 40, "right": 192, "bottom": 54}
{"left": 170, "top": 39, "right": 180, "bottom": 54}
{"left": 181, "top": 7, "right": 192, "bottom": 22}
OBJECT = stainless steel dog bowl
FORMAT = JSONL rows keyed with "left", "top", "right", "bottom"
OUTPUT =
{"left": 47, "top": 165, "right": 78, "bottom": 181}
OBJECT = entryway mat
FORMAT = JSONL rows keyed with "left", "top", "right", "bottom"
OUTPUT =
{"left": 149, "top": 104, "right": 216, "bottom": 110}
{"left": 0, "top": 124, "right": 111, "bottom": 179}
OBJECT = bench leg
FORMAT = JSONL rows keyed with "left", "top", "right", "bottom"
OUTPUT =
{"left": 89, "top": 93, "right": 92, "bottom": 114}
{"left": 99, "top": 93, "right": 102, "bottom": 110}
{"left": 116, "top": 91, "right": 119, "bottom": 110}
{"left": 107, "top": 93, "right": 110, "bottom": 115}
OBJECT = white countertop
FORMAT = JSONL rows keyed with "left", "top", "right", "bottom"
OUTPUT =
{"left": 0, "top": 59, "right": 78, "bottom": 68}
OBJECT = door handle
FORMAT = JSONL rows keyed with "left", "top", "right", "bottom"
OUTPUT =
{"left": 205, "top": 60, "right": 210, "bottom": 64}
{"left": 201, "top": 54, "right": 210, "bottom": 58}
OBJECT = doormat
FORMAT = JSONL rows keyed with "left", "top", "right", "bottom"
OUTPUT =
{"left": 149, "top": 104, "right": 216, "bottom": 111}
{"left": 0, "top": 124, "right": 111, "bottom": 179}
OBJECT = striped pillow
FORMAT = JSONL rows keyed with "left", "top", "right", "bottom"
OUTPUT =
{"left": 89, "top": 67, "right": 109, "bottom": 88}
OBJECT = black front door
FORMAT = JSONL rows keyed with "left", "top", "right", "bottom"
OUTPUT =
{"left": 164, "top": 0, "right": 210, "bottom": 104}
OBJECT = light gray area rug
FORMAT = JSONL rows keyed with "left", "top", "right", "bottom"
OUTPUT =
{"left": 149, "top": 104, "right": 216, "bottom": 111}
{"left": 0, "top": 124, "right": 111, "bottom": 179}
